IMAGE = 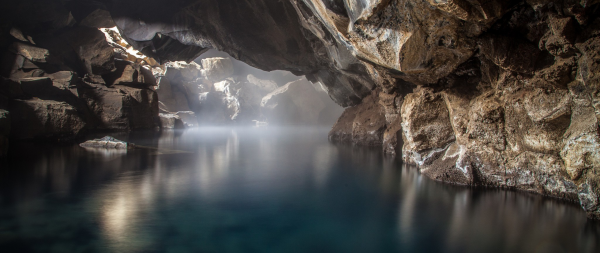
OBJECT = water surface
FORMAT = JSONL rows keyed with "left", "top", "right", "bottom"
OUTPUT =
{"left": 0, "top": 128, "right": 598, "bottom": 253}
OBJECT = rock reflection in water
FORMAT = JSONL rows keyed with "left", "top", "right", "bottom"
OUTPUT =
{"left": 0, "top": 128, "right": 598, "bottom": 253}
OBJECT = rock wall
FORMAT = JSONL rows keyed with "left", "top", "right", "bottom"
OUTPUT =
{"left": 327, "top": 1, "right": 600, "bottom": 218}
{"left": 0, "top": 0, "right": 161, "bottom": 147}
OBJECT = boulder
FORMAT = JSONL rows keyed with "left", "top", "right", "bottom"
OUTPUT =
{"left": 80, "top": 136, "right": 130, "bottom": 149}
{"left": 9, "top": 99, "right": 86, "bottom": 140}
{"left": 79, "top": 81, "right": 158, "bottom": 130}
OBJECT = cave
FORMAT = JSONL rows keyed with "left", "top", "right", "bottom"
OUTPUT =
{"left": 1, "top": 0, "right": 600, "bottom": 252}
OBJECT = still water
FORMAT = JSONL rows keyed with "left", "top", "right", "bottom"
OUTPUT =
{"left": 0, "top": 128, "right": 598, "bottom": 253}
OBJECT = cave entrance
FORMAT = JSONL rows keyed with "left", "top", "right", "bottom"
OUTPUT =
{"left": 101, "top": 27, "right": 344, "bottom": 128}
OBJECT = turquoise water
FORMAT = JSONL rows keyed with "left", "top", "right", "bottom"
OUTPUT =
{"left": 0, "top": 127, "right": 598, "bottom": 253}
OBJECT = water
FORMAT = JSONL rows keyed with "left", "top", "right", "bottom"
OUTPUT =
{"left": 0, "top": 127, "right": 598, "bottom": 253}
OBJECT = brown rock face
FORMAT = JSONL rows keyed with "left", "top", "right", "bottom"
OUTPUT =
{"left": 329, "top": 91, "right": 386, "bottom": 146}
{"left": 9, "top": 99, "right": 86, "bottom": 140}
{"left": 321, "top": 1, "right": 600, "bottom": 219}
{"left": 79, "top": 81, "right": 159, "bottom": 131}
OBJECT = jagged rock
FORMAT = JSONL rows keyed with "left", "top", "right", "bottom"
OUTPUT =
{"left": 34, "top": 26, "right": 115, "bottom": 75}
{"left": 11, "top": 42, "right": 49, "bottom": 63}
{"left": 401, "top": 88, "right": 456, "bottom": 164}
{"left": 103, "top": 59, "right": 156, "bottom": 86}
{"left": 159, "top": 113, "right": 185, "bottom": 129}
{"left": 9, "top": 99, "right": 86, "bottom": 140}
{"left": 479, "top": 35, "right": 541, "bottom": 74}
{"left": 247, "top": 74, "right": 278, "bottom": 94}
{"left": 100, "top": 27, "right": 160, "bottom": 67}
{"left": 201, "top": 57, "right": 234, "bottom": 81}
{"left": 10, "top": 28, "right": 31, "bottom": 43}
{"left": 79, "top": 82, "right": 158, "bottom": 130}
{"left": 261, "top": 79, "right": 326, "bottom": 125}
{"left": 80, "top": 136, "right": 130, "bottom": 149}
{"left": 0, "top": 109, "right": 9, "bottom": 157}
{"left": 329, "top": 91, "right": 386, "bottom": 146}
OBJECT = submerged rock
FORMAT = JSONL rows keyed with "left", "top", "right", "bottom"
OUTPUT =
{"left": 80, "top": 136, "right": 131, "bottom": 149}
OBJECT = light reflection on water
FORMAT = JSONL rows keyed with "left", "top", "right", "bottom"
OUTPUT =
{"left": 0, "top": 127, "right": 598, "bottom": 253}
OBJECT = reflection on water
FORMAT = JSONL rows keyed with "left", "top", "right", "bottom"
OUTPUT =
{"left": 0, "top": 127, "right": 598, "bottom": 253}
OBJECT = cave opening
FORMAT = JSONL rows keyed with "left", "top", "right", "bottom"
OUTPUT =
{"left": 99, "top": 26, "right": 345, "bottom": 129}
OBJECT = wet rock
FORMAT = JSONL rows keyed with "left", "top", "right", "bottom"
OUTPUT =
{"left": 329, "top": 91, "right": 386, "bottom": 146}
{"left": 401, "top": 88, "right": 456, "bottom": 164}
{"left": 159, "top": 113, "right": 185, "bottom": 129}
{"left": 80, "top": 136, "right": 130, "bottom": 149}
{"left": 9, "top": 99, "right": 86, "bottom": 140}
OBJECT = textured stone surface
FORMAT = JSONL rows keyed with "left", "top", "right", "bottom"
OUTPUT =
{"left": 80, "top": 136, "right": 130, "bottom": 149}
{"left": 329, "top": 91, "right": 386, "bottom": 146}
{"left": 79, "top": 81, "right": 159, "bottom": 131}
{"left": 9, "top": 99, "right": 86, "bottom": 140}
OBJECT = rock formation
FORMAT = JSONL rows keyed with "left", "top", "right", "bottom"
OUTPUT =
{"left": 80, "top": 136, "right": 131, "bottom": 149}
{"left": 0, "top": 0, "right": 598, "bottom": 218}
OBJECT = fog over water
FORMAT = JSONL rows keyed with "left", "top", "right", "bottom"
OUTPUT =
{"left": 0, "top": 128, "right": 598, "bottom": 253}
